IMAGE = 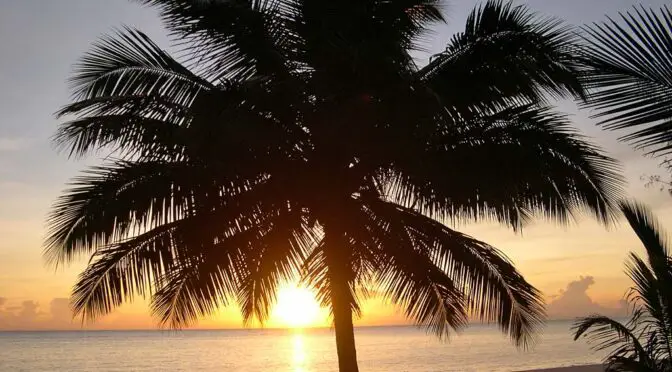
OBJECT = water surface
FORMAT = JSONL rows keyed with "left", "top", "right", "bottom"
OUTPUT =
{"left": 0, "top": 321, "right": 604, "bottom": 371}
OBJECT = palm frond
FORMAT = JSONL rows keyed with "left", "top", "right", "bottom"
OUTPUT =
{"left": 45, "top": 161, "right": 190, "bottom": 265}
{"left": 55, "top": 99, "right": 189, "bottom": 159}
{"left": 368, "top": 0, "right": 445, "bottom": 51}
{"left": 301, "top": 241, "right": 333, "bottom": 310}
{"left": 383, "top": 105, "right": 623, "bottom": 230}
{"left": 581, "top": 6, "right": 672, "bottom": 155}
{"left": 71, "top": 222, "right": 181, "bottom": 321}
{"left": 368, "top": 220, "right": 469, "bottom": 337}
{"left": 362, "top": 197, "right": 544, "bottom": 347}
{"left": 421, "top": 0, "right": 584, "bottom": 112}
{"left": 73, "top": 208, "right": 258, "bottom": 325}
{"left": 625, "top": 254, "right": 669, "bottom": 340}
{"left": 302, "top": 243, "right": 360, "bottom": 321}
{"left": 621, "top": 201, "right": 670, "bottom": 272}
{"left": 44, "top": 160, "right": 262, "bottom": 266}
{"left": 621, "top": 201, "right": 672, "bottom": 361}
{"left": 236, "top": 206, "right": 316, "bottom": 324}
{"left": 573, "top": 315, "right": 650, "bottom": 365}
{"left": 303, "top": 210, "right": 380, "bottom": 321}
{"left": 292, "top": 0, "right": 447, "bottom": 83}
{"left": 150, "top": 206, "right": 294, "bottom": 328}
{"left": 332, "top": 193, "right": 470, "bottom": 336}
{"left": 57, "top": 27, "right": 210, "bottom": 158}
{"left": 71, "top": 26, "right": 210, "bottom": 100}
{"left": 572, "top": 202, "right": 672, "bottom": 370}
{"left": 135, "top": 0, "right": 291, "bottom": 80}
{"left": 151, "top": 249, "right": 241, "bottom": 328}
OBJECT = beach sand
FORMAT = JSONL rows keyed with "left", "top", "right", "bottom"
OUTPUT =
{"left": 522, "top": 365, "right": 604, "bottom": 372}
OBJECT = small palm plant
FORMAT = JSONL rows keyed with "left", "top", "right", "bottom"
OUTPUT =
{"left": 573, "top": 202, "right": 672, "bottom": 372}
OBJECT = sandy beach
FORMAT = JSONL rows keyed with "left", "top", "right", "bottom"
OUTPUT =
{"left": 524, "top": 365, "right": 604, "bottom": 372}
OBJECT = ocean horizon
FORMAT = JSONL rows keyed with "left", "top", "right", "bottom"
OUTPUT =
{"left": 0, "top": 321, "right": 606, "bottom": 371}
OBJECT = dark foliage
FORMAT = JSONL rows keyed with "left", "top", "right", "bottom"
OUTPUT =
{"left": 47, "top": 1, "right": 623, "bottom": 370}
{"left": 574, "top": 202, "right": 672, "bottom": 372}
{"left": 581, "top": 6, "right": 672, "bottom": 156}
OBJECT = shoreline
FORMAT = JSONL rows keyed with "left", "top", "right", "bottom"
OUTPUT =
{"left": 524, "top": 365, "right": 603, "bottom": 372}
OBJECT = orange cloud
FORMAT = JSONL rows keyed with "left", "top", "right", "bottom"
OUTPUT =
{"left": 0, "top": 297, "right": 73, "bottom": 329}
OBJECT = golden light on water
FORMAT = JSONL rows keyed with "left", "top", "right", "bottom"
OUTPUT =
{"left": 272, "top": 286, "right": 322, "bottom": 328}
{"left": 292, "top": 334, "right": 307, "bottom": 372}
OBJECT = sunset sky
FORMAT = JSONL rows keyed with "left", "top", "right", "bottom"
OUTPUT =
{"left": 1, "top": 0, "right": 671, "bottom": 331}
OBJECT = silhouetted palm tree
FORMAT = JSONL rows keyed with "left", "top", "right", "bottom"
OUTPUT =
{"left": 581, "top": 6, "right": 672, "bottom": 156}
{"left": 573, "top": 202, "right": 672, "bottom": 372}
{"left": 46, "top": 1, "right": 623, "bottom": 371}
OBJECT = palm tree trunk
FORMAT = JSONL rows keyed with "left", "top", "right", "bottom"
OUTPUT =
{"left": 323, "top": 224, "right": 360, "bottom": 372}
{"left": 331, "top": 276, "right": 359, "bottom": 372}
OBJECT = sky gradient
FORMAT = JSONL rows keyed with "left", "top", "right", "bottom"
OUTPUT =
{"left": 0, "top": 0, "right": 670, "bottom": 330}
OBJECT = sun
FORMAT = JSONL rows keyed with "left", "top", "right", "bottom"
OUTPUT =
{"left": 272, "top": 285, "right": 322, "bottom": 328}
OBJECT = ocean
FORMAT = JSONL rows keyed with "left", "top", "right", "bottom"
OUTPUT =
{"left": 0, "top": 321, "right": 605, "bottom": 371}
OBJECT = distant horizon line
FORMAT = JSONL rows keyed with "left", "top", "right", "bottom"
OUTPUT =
{"left": 0, "top": 319, "right": 592, "bottom": 333}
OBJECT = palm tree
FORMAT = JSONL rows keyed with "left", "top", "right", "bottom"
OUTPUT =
{"left": 581, "top": 6, "right": 672, "bottom": 156}
{"left": 46, "top": 1, "right": 623, "bottom": 371}
{"left": 573, "top": 202, "right": 672, "bottom": 372}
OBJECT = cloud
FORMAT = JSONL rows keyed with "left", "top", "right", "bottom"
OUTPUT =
{"left": 48, "top": 298, "right": 73, "bottom": 325}
{"left": 546, "top": 276, "right": 627, "bottom": 319}
{"left": 0, "top": 297, "right": 74, "bottom": 330}
{"left": 17, "top": 300, "right": 39, "bottom": 320}
{"left": 0, "top": 296, "right": 157, "bottom": 330}
{"left": 0, "top": 280, "right": 632, "bottom": 330}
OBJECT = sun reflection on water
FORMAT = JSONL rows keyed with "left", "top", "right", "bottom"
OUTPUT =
{"left": 291, "top": 333, "right": 307, "bottom": 372}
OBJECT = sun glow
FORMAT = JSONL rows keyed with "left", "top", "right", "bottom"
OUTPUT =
{"left": 272, "top": 286, "right": 322, "bottom": 328}
{"left": 292, "top": 334, "right": 307, "bottom": 371}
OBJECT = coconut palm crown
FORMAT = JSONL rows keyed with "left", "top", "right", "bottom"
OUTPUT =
{"left": 46, "top": 1, "right": 623, "bottom": 371}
